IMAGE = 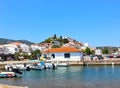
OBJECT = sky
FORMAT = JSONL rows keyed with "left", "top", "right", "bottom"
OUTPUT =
{"left": 0, "top": 0, "right": 120, "bottom": 47}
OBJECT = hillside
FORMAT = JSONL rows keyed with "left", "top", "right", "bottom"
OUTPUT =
{"left": 40, "top": 34, "right": 70, "bottom": 44}
{"left": 0, "top": 38, "right": 34, "bottom": 45}
{"left": 40, "top": 34, "right": 83, "bottom": 48}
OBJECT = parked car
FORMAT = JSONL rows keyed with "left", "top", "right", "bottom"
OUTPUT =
{"left": 90, "top": 55, "right": 103, "bottom": 60}
{"left": 97, "top": 55, "right": 104, "bottom": 60}
{"left": 108, "top": 52, "right": 120, "bottom": 58}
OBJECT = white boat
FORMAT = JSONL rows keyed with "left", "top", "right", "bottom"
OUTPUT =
{"left": 31, "top": 66, "right": 43, "bottom": 70}
{"left": 29, "top": 64, "right": 43, "bottom": 70}
{"left": 45, "top": 62, "right": 57, "bottom": 69}
{"left": 29, "top": 61, "right": 58, "bottom": 70}
{"left": 5, "top": 64, "right": 31, "bottom": 71}
{"left": 57, "top": 62, "right": 69, "bottom": 67}
{"left": 0, "top": 72, "right": 15, "bottom": 78}
{"left": 5, "top": 64, "right": 14, "bottom": 71}
{"left": 0, "top": 69, "right": 23, "bottom": 78}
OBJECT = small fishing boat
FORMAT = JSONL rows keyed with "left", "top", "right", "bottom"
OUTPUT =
{"left": 57, "top": 63, "right": 69, "bottom": 67}
{"left": 45, "top": 62, "right": 57, "bottom": 69}
{"left": 0, "top": 72, "right": 15, "bottom": 78}
{"left": 29, "top": 63, "right": 43, "bottom": 71}
{"left": 5, "top": 64, "right": 31, "bottom": 71}
{"left": 0, "top": 69, "right": 23, "bottom": 78}
{"left": 31, "top": 65, "right": 43, "bottom": 70}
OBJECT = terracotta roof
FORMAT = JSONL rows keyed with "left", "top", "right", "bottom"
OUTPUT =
{"left": 44, "top": 47, "right": 81, "bottom": 53}
{"left": 9, "top": 42, "right": 22, "bottom": 46}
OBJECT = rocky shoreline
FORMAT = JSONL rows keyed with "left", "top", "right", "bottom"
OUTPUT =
{"left": 0, "top": 84, "right": 28, "bottom": 88}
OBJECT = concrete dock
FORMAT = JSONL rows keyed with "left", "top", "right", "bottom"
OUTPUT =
{"left": 0, "top": 58, "right": 120, "bottom": 68}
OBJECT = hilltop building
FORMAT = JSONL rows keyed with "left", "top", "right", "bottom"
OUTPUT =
{"left": 81, "top": 43, "right": 95, "bottom": 51}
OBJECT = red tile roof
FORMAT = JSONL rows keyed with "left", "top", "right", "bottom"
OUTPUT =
{"left": 44, "top": 47, "right": 81, "bottom": 53}
{"left": 9, "top": 42, "right": 22, "bottom": 46}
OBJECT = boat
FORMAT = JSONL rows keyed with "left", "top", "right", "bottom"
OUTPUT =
{"left": 29, "top": 63, "right": 43, "bottom": 71}
{"left": 0, "top": 69, "right": 23, "bottom": 78}
{"left": 45, "top": 62, "right": 57, "bottom": 69}
{"left": 29, "top": 61, "right": 57, "bottom": 70}
{"left": 0, "top": 72, "right": 15, "bottom": 78}
{"left": 57, "top": 62, "right": 69, "bottom": 67}
{"left": 5, "top": 64, "right": 14, "bottom": 71}
{"left": 5, "top": 64, "right": 31, "bottom": 71}
{"left": 31, "top": 65, "right": 43, "bottom": 70}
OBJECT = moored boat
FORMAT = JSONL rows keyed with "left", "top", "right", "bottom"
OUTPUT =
{"left": 0, "top": 72, "right": 15, "bottom": 78}
{"left": 0, "top": 69, "right": 23, "bottom": 78}
{"left": 57, "top": 62, "right": 69, "bottom": 67}
{"left": 5, "top": 64, "right": 31, "bottom": 71}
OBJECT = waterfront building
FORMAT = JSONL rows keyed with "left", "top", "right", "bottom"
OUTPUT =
{"left": 43, "top": 46, "right": 83, "bottom": 61}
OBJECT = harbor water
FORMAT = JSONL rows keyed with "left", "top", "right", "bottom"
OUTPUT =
{"left": 0, "top": 66, "right": 120, "bottom": 88}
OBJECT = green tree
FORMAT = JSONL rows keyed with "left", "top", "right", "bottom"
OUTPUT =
{"left": 44, "top": 37, "right": 52, "bottom": 43}
{"left": 15, "top": 52, "right": 20, "bottom": 60}
{"left": 113, "top": 49, "right": 117, "bottom": 53}
{"left": 59, "top": 36, "right": 63, "bottom": 45}
{"left": 102, "top": 48, "right": 109, "bottom": 54}
{"left": 63, "top": 39, "right": 69, "bottom": 44}
{"left": 60, "top": 36, "right": 62, "bottom": 40}
{"left": 53, "top": 34, "right": 57, "bottom": 39}
{"left": 84, "top": 47, "right": 92, "bottom": 55}
{"left": 22, "top": 52, "right": 29, "bottom": 59}
{"left": 30, "top": 50, "right": 41, "bottom": 59}
{"left": 91, "top": 50, "right": 95, "bottom": 54}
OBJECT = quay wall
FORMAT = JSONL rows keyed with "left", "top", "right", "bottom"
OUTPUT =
{"left": 0, "top": 58, "right": 120, "bottom": 68}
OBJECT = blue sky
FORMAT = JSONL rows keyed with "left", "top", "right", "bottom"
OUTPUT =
{"left": 0, "top": 0, "right": 120, "bottom": 47}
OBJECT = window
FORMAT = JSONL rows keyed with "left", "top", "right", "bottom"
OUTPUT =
{"left": 64, "top": 53, "right": 70, "bottom": 58}
{"left": 43, "top": 54, "right": 47, "bottom": 58}
{"left": 51, "top": 54, "right": 55, "bottom": 58}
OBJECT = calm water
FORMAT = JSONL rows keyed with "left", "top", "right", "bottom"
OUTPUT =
{"left": 1, "top": 66, "right": 120, "bottom": 88}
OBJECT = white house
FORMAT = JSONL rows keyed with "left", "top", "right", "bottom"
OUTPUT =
{"left": 3, "top": 44, "right": 19, "bottom": 54}
{"left": 81, "top": 42, "right": 95, "bottom": 51}
{"left": 43, "top": 47, "right": 83, "bottom": 61}
{"left": 30, "top": 44, "right": 41, "bottom": 51}
{"left": 20, "top": 44, "right": 30, "bottom": 52}
{"left": 95, "top": 49, "right": 102, "bottom": 55}
{"left": 10, "top": 42, "right": 30, "bottom": 53}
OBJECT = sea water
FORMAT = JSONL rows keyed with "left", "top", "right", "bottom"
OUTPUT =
{"left": 0, "top": 66, "right": 120, "bottom": 88}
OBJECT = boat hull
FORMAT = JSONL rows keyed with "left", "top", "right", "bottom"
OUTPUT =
{"left": 0, "top": 72, "right": 16, "bottom": 78}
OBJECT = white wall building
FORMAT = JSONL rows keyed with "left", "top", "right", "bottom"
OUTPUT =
{"left": 20, "top": 44, "right": 30, "bottom": 52}
{"left": 43, "top": 47, "right": 83, "bottom": 61}
{"left": 95, "top": 49, "right": 102, "bottom": 55}
{"left": 81, "top": 43, "right": 95, "bottom": 51}
{"left": 30, "top": 44, "right": 41, "bottom": 51}
{"left": 3, "top": 44, "right": 19, "bottom": 54}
